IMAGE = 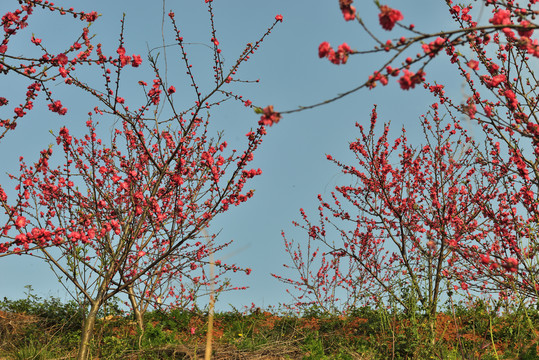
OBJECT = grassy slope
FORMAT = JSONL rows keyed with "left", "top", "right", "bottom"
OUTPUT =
{"left": 1, "top": 295, "right": 538, "bottom": 359}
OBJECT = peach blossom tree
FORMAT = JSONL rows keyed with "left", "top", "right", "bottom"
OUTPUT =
{"left": 0, "top": 2, "right": 282, "bottom": 359}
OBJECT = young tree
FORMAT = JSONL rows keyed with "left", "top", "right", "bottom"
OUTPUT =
{"left": 275, "top": 107, "right": 506, "bottom": 324}
{"left": 0, "top": 2, "right": 282, "bottom": 359}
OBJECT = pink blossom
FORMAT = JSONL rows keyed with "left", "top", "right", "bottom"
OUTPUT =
{"left": 84, "top": 11, "right": 98, "bottom": 22}
{"left": 55, "top": 53, "right": 68, "bottom": 66}
{"left": 258, "top": 105, "right": 281, "bottom": 126}
{"left": 467, "top": 60, "right": 479, "bottom": 70}
{"left": 15, "top": 216, "right": 27, "bottom": 229}
{"left": 503, "top": 257, "right": 518, "bottom": 273}
{"left": 489, "top": 9, "right": 511, "bottom": 26}
{"left": 379, "top": 5, "right": 403, "bottom": 31}
{"left": 132, "top": 55, "right": 142, "bottom": 67}
{"left": 318, "top": 42, "right": 331, "bottom": 58}
{"left": 518, "top": 20, "right": 534, "bottom": 38}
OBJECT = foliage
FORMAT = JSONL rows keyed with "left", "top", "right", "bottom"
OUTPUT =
{"left": 0, "top": 287, "right": 85, "bottom": 331}
{"left": 2, "top": 295, "right": 539, "bottom": 359}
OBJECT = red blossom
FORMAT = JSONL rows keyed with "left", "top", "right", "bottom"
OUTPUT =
{"left": 482, "top": 74, "right": 506, "bottom": 88}
{"left": 503, "top": 257, "right": 518, "bottom": 273}
{"left": 339, "top": 0, "right": 356, "bottom": 21}
{"left": 48, "top": 100, "right": 67, "bottom": 115}
{"left": 422, "top": 37, "right": 446, "bottom": 57}
{"left": 258, "top": 105, "right": 281, "bottom": 126}
{"left": 58, "top": 67, "right": 68, "bottom": 78}
{"left": 119, "top": 54, "right": 131, "bottom": 67}
{"left": 14, "top": 107, "right": 25, "bottom": 117}
{"left": 504, "top": 89, "right": 518, "bottom": 110}
{"left": 342, "top": 5, "right": 356, "bottom": 21}
{"left": 517, "top": 20, "right": 534, "bottom": 38}
{"left": 83, "top": 11, "right": 98, "bottom": 22}
{"left": 14, "top": 216, "right": 27, "bottom": 229}
{"left": 327, "top": 42, "right": 352, "bottom": 65}
{"left": 367, "top": 71, "right": 388, "bottom": 89}
{"left": 148, "top": 80, "right": 162, "bottom": 105}
{"left": 379, "top": 5, "right": 403, "bottom": 31}
{"left": 467, "top": 60, "right": 479, "bottom": 70}
{"left": 55, "top": 53, "right": 68, "bottom": 66}
{"left": 318, "top": 41, "right": 331, "bottom": 58}
{"left": 398, "top": 69, "right": 425, "bottom": 90}
{"left": 489, "top": 9, "right": 511, "bottom": 26}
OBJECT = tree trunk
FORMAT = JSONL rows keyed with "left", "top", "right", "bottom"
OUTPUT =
{"left": 127, "top": 285, "right": 144, "bottom": 331}
{"left": 126, "top": 284, "right": 146, "bottom": 348}
{"left": 77, "top": 299, "right": 101, "bottom": 360}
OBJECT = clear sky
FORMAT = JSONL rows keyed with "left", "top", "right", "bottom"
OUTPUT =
{"left": 0, "top": 0, "right": 470, "bottom": 311}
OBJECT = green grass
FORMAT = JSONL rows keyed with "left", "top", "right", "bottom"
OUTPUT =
{"left": 1, "top": 294, "right": 539, "bottom": 359}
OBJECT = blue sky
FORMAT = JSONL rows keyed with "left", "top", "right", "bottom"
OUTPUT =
{"left": 0, "top": 0, "right": 470, "bottom": 311}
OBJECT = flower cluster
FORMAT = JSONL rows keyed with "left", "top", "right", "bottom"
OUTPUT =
{"left": 378, "top": 5, "right": 403, "bottom": 31}
{"left": 339, "top": 0, "right": 356, "bottom": 21}
{"left": 48, "top": 100, "right": 67, "bottom": 115}
{"left": 318, "top": 42, "right": 352, "bottom": 65}
{"left": 398, "top": 69, "right": 425, "bottom": 90}
{"left": 258, "top": 105, "right": 281, "bottom": 126}
{"left": 117, "top": 46, "right": 142, "bottom": 68}
{"left": 421, "top": 37, "right": 446, "bottom": 58}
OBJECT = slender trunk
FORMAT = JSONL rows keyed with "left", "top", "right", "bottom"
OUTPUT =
{"left": 126, "top": 284, "right": 146, "bottom": 349}
{"left": 127, "top": 284, "right": 144, "bottom": 331}
{"left": 205, "top": 292, "right": 215, "bottom": 360}
{"left": 204, "top": 228, "right": 215, "bottom": 360}
{"left": 77, "top": 299, "right": 101, "bottom": 360}
{"left": 428, "top": 309, "right": 440, "bottom": 347}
